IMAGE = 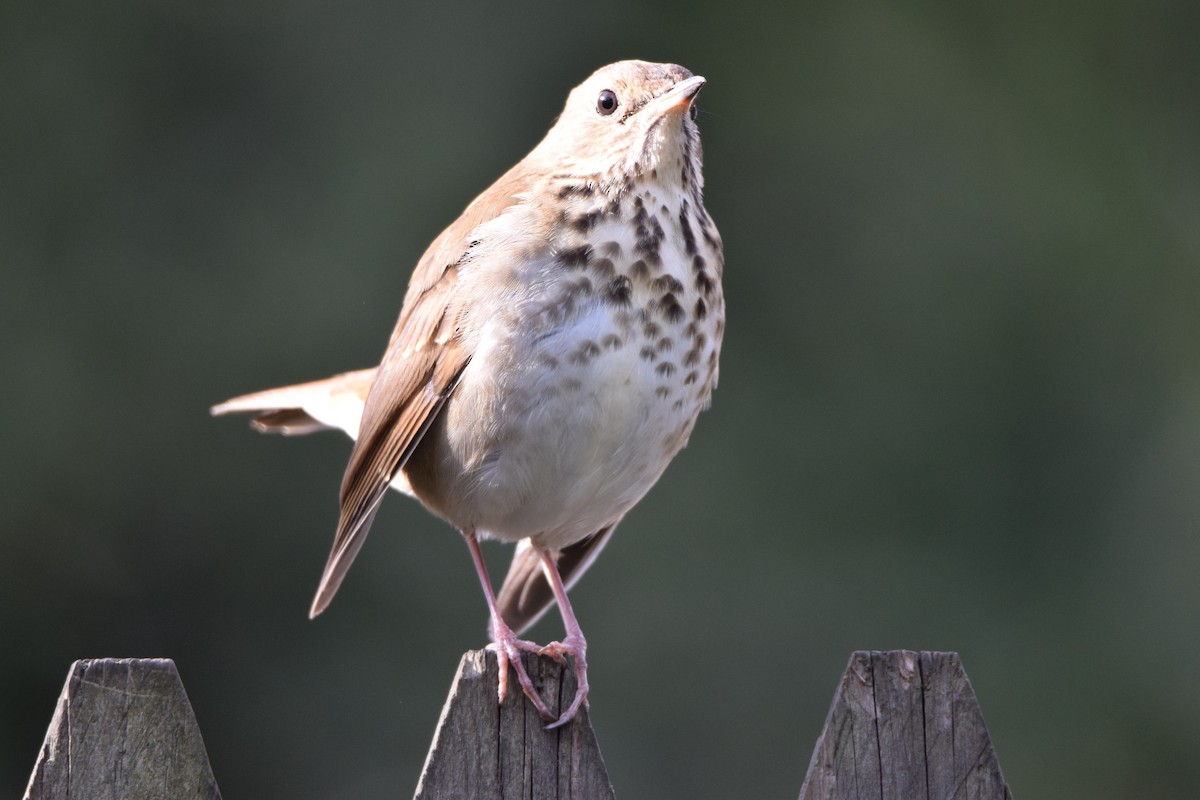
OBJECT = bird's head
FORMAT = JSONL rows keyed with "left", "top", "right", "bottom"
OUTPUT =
{"left": 536, "top": 60, "right": 707, "bottom": 194}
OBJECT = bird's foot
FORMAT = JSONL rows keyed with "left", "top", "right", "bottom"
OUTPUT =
{"left": 486, "top": 624, "right": 557, "bottom": 722}
{"left": 539, "top": 634, "right": 589, "bottom": 729}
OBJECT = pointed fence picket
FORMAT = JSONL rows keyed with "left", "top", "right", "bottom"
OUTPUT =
{"left": 23, "top": 650, "right": 1012, "bottom": 799}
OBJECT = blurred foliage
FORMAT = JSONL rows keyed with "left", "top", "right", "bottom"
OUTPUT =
{"left": 2, "top": 1, "right": 1198, "bottom": 798}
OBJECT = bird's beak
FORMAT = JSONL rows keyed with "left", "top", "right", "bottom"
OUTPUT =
{"left": 648, "top": 75, "right": 706, "bottom": 116}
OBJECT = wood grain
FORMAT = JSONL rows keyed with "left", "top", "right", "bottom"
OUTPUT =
{"left": 24, "top": 658, "right": 222, "bottom": 800}
{"left": 799, "top": 650, "right": 1012, "bottom": 800}
{"left": 22, "top": 649, "right": 1010, "bottom": 799}
{"left": 414, "top": 650, "right": 615, "bottom": 800}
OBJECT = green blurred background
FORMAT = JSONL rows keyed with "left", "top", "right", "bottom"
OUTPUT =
{"left": 3, "top": 0, "right": 1198, "bottom": 797}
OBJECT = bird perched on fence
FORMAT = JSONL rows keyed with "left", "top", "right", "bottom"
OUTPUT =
{"left": 213, "top": 59, "right": 724, "bottom": 728}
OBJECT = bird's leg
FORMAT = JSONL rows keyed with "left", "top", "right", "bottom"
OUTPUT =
{"left": 462, "top": 530, "right": 557, "bottom": 722}
{"left": 536, "top": 548, "right": 590, "bottom": 729}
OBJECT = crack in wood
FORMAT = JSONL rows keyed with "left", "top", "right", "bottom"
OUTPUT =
{"left": 799, "top": 650, "right": 1013, "bottom": 800}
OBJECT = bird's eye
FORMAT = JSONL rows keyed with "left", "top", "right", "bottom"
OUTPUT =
{"left": 596, "top": 89, "right": 618, "bottom": 116}
{"left": 689, "top": 103, "right": 699, "bottom": 122}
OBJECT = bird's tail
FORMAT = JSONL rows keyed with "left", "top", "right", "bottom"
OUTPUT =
{"left": 210, "top": 368, "right": 376, "bottom": 437}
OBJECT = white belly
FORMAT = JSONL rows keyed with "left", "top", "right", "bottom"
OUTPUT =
{"left": 408, "top": 299, "right": 709, "bottom": 549}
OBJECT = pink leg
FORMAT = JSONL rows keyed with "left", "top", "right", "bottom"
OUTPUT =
{"left": 462, "top": 531, "right": 556, "bottom": 721}
{"left": 537, "top": 549, "right": 590, "bottom": 729}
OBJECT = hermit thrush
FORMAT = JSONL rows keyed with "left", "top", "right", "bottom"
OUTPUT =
{"left": 213, "top": 60, "right": 723, "bottom": 727}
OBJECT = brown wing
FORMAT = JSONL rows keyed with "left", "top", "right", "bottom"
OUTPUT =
{"left": 309, "top": 165, "right": 534, "bottom": 618}
{"left": 492, "top": 522, "right": 620, "bottom": 636}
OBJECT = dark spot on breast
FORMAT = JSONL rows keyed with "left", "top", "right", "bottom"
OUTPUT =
{"left": 603, "top": 275, "right": 632, "bottom": 307}
{"left": 642, "top": 321, "right": 662, "bottom": 339}
{"left": 592, "top": 257, "right": 615, "bottom": 278}
{"left": 601, "top": 333, "right": 623, "bottom": 349}
{"left": 569, "top": 340, "right": 602, "bottom": 365}
{"left": 599, "top": 241, "right": 622, "bottom": 258}
{"left": 656, "top": 361, "right": 677, "bottom": 377}
{"left": 538, "top": 354, "right": 560, "bottom": 370}
{"left": 639, "top": 346, "right": 657, "bottom": 361}
{"left": 635, "top": 216, "right": 664, "bottom": 259}
{"left": 679, "top": 208, "right": 696, "bottom": 255}
{"left": 656, "top": 386, "right": 672, "bottom": 399}
{"left": 630, "top": 259, "right": 650, "bottom": 279}
{"left": 695, "top": 298, "right": 707, "bottom": 319}
{"left": 651, "top": 275, "right": 684, "bottom": 294}
{"left": 684, "top": 370, "right": 699, "bottom": 385}
{"left": 684, "top": 348, "right": 701, "bottom": 367}
{"left": 658, "top": 293, "right": 686, "bottom": 323}
{"left": 571, "top": 210, "right": 601, "bottom": 232}
{"left": 694, "top": 269, "right": 714, "bottom": 295}
{"left": 558, "top": 184, "right": 594, "bottom": 200}
{"left": 656, "top": 336, "right": 673, "bottom": 352}
{"left": 560, "top": 244, "right": 593, "bottom": 269}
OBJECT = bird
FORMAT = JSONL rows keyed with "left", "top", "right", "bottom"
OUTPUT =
{"left": 212, "top": 60, "right": 724, "bottom": 727}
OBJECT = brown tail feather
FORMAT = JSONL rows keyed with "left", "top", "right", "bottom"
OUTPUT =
{"left": 211, "top": 368, "right": 376, "bottom": 438}
{"left": 493, "top": 522, "right": 619, "bottom": 636}
{"left": 247, "top": 408, "right": 332, "bottom": 435}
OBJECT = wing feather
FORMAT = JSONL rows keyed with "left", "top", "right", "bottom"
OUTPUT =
{"left": 309, "top": 164, "right": 533, "bottom": 617}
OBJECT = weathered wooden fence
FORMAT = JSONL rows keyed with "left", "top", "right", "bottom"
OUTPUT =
{"left": 799, "top": 651, "right": 1012, "bottom": 800}
{"left": 23, "top": 650, "right": 1012, "bottom": 799}
{"left": 24, "top": 658, "right": 221, "bottom": 800}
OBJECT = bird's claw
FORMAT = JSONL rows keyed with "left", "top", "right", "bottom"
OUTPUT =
{"left": 540, "top": 636, "right": 589, "bottom": 729}
{"left": 486, "top": 636, "right": 557, "bottom": 722}
{"left": 487, "top": 631, "right": 589, "bottom": 727}
{"left": 536, "top": 641, "right": 571, "bottom": 666}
